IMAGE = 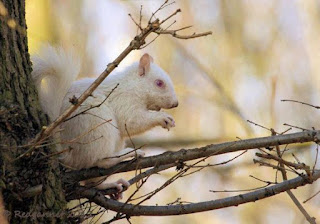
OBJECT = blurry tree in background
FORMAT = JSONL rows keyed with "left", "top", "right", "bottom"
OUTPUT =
{"left": 0, "top": 0, "right": 320, "bottom": 223}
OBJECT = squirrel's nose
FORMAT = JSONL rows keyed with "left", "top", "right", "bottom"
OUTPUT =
{"left": 171, "top": 101, "right": 179, "bottom": 108}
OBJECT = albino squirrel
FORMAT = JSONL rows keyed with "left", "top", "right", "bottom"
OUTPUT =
{"left": 31, "top": 45, "right": 178, "bottom": 198}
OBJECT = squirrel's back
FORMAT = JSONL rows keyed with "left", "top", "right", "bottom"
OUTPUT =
{"left": 31, "top": 45, "right": 81, "bottom": 121}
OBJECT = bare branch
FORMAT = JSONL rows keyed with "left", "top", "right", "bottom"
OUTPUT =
{"left": 128, "top": 14, "right": 142, "bottom": 31}
{"left": 65, "top": 130, "right": 320, "bottom": 182}
{"left": 173, "top": 25, "right": 193, "bottom": 32}
{"left": 154, "top": 29, "right": 212, "bottom": 39}
{"left": 64, "top": 84, "right": 119, "bottom": 122}
{"left": 255, "top": 153, "right": 311, "bottom": 172}
{"left": 271, "top": 129, "right": 316, "bottom": 224}
{"left": 138, "top": 5, "right": 143, "bottom": 34}
{"left": 181, "top": 150, "right": 248, "bottom": 177}
{"left": 281, "top": 99, "right": 320, "bottom": 109}
{"left": 148, "top": 0, "right": 175, "bottom": 24}
{"left": 283, "top": 123, "right": 310, "bottom": 131}
{"left": 75, "top": 170, "right": 320, "bottom": 216}
{"left": 159, "top": 9, "right": 181, "bottom": 25}
{"left": 249, "top": 175, "right": 277, "bottom": 184}
{"left": 210, "top": 183, "right": 271, "bottom": 193}
{"left": 303, "top": 189, "right": 320, "bottom": 203}
{"left": 253, "top": 159, "right": 295, "bottom": 174}
{"left": 247, "top": 120, "right": 279, "bottom": 134}
{"left": 313, "top": 144, "right": 319, "bottom": 174}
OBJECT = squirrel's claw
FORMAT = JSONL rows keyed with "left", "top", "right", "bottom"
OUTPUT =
{"left": 161, "top": 115, "right": 175, "bottom": 131}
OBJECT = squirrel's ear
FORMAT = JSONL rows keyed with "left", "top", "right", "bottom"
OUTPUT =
{"left": 138, "top": 53, "right": 153, "bottom": 76}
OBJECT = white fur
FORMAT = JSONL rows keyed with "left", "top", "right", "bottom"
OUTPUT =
{"left": 31, "top": 45, "right": 80, "bottom": 121}
{"left": 32, "top": 46, "right": 178, "bottom": 171}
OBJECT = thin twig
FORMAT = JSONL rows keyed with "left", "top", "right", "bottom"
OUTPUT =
{"left": 292, "top": 153, "right": 301, "bottom": 164}
{"left": 280, "top": 128, "right": 292, "bottom": 135}
{"left": 210, "top": 183, "right": 271, "bottom": 193}
{"left": 137, "top": 5, "right": 143, "bottom": 34}
{"left": 131, "top": 142, "right": 238, "bottom": 205}
{"left": 312, "top": 144, "right": 319, "bottom": 174}
{"left": 154, "top": 29, "right": 212, "bottom": 39}
{"left": 255, "top": 153, "right": 311, "bottom": 172}
{"left": 173, "top": 25, "right": 192, "bottom": 32}
{"left": 159, "top": 9, "right": 181, "bottom": 25}
{"left": 247, "top": 120, "right": 279, "bottom": 134}
{"left": 148, "top": 0, "right": 173, "bottom": 23}
{"left": 283, "top": 123, "right": 309, "bottom": 131}
{"left": 281, "top": 99, "right": 320, "bottom": 109}
{"left": 128, "top": 14, "right": 142, "bottom": 31}
{"left": 249, "top": 175, "right": 277, "bottom": 184}
{"left": 303, "top": 189, "right": 320, "bottom": 203}
{"left": 271, "top": 130, "right": 316, "bottom": 224}
{"left": 253, "top": 159, "right": 295, "bottom": 173}
{"left": 64, "top": 84, "right": 119, "bottom": 122}
{"left": 181, "top": 150, "right": 248, "bottom": 177}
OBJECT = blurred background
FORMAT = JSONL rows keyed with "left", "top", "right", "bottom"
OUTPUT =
{"left": 26, "top": 0, "right": 320, "bottom": 223}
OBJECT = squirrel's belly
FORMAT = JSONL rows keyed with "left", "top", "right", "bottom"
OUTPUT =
{"left": 59, "top": 104, "right": 122, "bottom": 169}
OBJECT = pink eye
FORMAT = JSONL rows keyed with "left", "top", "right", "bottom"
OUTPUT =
{"left": 155, "top": 79, "right": 165, "bottom": 88}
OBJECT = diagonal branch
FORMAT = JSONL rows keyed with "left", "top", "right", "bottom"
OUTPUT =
{"left": 281, "top": 99, "right": 320, "bottom": 109}
{"left": 65, "top": 130, "right": 320, "bottom": 182}
{"left": 255, "top": 153, "right": 311, "bottom": 172}
{"left": 32, "top": 19, "right": 160, "bottom": 146}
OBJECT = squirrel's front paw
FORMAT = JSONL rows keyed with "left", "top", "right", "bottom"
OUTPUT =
{"left": 158, "top": 113, "right": 175, "bottom": 131}
{"left": 97, "top": 178, "right": 130, "bottom": 200}
{"left": 110, "top": 178, "right": 130, "bottom": 200}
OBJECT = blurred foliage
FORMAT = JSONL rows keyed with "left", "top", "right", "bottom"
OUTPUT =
{"left": 26, "top": 0, "right": 320, "bottom": 223}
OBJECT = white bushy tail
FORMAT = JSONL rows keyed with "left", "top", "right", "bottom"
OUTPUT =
{"left": 31, "top": 45, "right": 80, "bottom": 121}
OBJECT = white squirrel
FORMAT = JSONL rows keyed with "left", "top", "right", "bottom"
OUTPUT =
{"left": 31, "top": 45, "right": 178, "bottom": 197}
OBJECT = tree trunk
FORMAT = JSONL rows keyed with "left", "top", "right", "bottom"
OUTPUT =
{"left": 0, "top": 1, "right": 70, "bottom": 223}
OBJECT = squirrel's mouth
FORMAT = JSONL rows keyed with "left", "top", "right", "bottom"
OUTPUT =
{"left": 148, "top": 105, "right": 161, "bottom": 111}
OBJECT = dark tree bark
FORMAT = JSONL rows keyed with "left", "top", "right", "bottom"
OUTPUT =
{"left": 0, "top": 1, "right": 70, "bottom": 223}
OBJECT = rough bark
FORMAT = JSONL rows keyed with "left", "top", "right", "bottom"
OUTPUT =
{"left": 0, "top": 0, "right": 70, "bottom": 223}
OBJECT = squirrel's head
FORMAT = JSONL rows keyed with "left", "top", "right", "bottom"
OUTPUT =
{"left": 136, "top": 53, "right": 178, "bottom": 111}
